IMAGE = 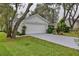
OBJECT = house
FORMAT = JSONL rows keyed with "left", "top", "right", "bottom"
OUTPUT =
{"left": 18, "top": 14, "right": 49, "bottom": 34}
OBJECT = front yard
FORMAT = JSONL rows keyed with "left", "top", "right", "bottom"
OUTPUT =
{"left": 0, "top": 32, "right": 79, "bottom": 56}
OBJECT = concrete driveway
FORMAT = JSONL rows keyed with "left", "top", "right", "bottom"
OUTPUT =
{"left": 29, "top": 34, "right": 79, "bottom": 50}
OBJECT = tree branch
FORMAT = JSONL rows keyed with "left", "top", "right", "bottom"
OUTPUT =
{"left": 72, "top": 4, "right": 78, "bottom": 20}
{"left": 64, "top": 3, "right": 74, "bottom": 19}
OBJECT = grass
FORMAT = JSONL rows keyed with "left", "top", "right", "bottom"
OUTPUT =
{"left": 0, "top": 32, "right": 79, "bottom": 56}
{"left": 63, "top": 31, "right": 79, "bottom": 38}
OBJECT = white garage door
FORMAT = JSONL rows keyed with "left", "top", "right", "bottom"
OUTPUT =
{"left": 25, "top": 24, "right": 48, "bottom": 34}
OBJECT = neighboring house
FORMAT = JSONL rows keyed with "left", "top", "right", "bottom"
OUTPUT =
{"left": 18, "top": 14, "right": 49, "bottom": 34}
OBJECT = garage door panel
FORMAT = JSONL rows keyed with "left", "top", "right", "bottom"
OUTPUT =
{"left": 25, "top": 24, "right": 48, "bottom": 34}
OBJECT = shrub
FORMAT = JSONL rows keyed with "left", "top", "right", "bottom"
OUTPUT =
{"left": 21, "top": 26, "right": 26, "bottom": 35}
{"left": 63, "top": 26, "right": 70, "bottom": 32}
{"left": 57, "top": 18, "right": 70, "bottom": 33}
{"left": 17, "top": 31, "right": 22, "bottom": 35}
{"left": 47, "top": 25, "right": 54, "bottom": 34}
{"left": 0, "top": 32, "right": 6, "bottom": 41}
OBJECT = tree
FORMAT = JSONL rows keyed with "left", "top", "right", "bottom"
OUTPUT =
{"left": 0, "top": 4, "right": 14, "bottom": 32}
{"left": 46, "top": 3, "right": 61, "bottom": 24}
{"left": 0, "top": 16, "right": 5, "bottom": 31}
{"left": 30, "top": 4, "right": 60, "bottom": 24}
{"left": 67, "top": 4, "right": 79, "bottom": 29}
{"left": 62, "top": 3, "right": 79, "bottom": 29}
{"left": 0, "top": 3, "right": 33, "bottom": 38}
{"left": 62, "top": 3, "right": 74, "bottom": 19}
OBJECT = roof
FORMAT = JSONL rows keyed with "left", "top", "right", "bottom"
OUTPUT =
{"left": 26, "top": 14, "right": 49, "bottom": 24}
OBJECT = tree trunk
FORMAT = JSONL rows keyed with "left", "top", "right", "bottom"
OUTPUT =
{"left": 70, "top": 22, "right": 75, "bottom": 29}
{"left": 6, "top": 24, "right": 12, "bottom": 38}
{"left": 11, "top": 30, "right": 16, "bottom": 38}
{"left": 10, "top": 3, "right": 33, "bottom": 39}
{"left": 7, "top": 32, "right": 12, "bottom": 38}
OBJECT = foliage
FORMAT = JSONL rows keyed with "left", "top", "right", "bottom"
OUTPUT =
{"left": 31, "top": 4, "right": 60, "bottom": 23}
{"left": 64, "top": 26, "right": 70, "bottom": 32}
{"left": 47, "top": 25, "right": 54, "bottom": 34}
{"left": 17, "top": 26, "right": 27, "bottom": 35}
{"left": 16, "top": 31, "right": 22, "bottom": 35}
{"left": 62, "top": 3, "right": 79, "bottom": 29}
{"left": 0, "top": 16, "right": 5, "bottom": 31}
{"left": 57, "top": 18, "right": 70, "bottom": 33}
{"left": 21, "top": 26, "right": 26, "bottom": 35}
{"left": 0, "top": 3, "right": 33, "bottom": 38}
{"left": 0, "top": 4, "right": 14, "bottom": 32}
{"left": 0, "top": 32, "right": 6, "bottom": 41}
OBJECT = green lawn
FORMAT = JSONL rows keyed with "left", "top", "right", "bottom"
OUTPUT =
{"left": 0, "top": 32, "right": 79, "bottom": 56}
